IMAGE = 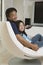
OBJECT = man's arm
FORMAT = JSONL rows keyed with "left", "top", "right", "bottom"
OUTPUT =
{"left": 16, "top": 34, "right": 39, "bottom": 51}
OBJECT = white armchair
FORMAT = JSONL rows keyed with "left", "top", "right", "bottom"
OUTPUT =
{"left": 0, "top": 21, "right": 43, "bottom": 65}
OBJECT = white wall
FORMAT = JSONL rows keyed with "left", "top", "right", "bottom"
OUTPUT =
{"left": 13, "top": 0, "right": 24, "bottom": 21}
{"left": 2, "top": 0, "right": 42, "bottom": 22}
{"left": 13, "top": 0, "right": 42, "bottom": 22}
{"left": 2, "top": 0, "right": 24, "bottom": 21}
{"left": 0, "top": 0, "right": 1, "bottom": 21}
{"left": 2, "top": 0, "right": 14, "bottom": 21}
{"left": 2, "top": 0, "right": 35, "bottom": 21}
{"left": 13, "top": 0, "right": 35, "bottom": 22}
{"left": 24, "top": 0, "right": 35, "bottom": 23}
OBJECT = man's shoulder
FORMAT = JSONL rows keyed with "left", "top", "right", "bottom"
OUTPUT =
{"left": 9, "top": 21, "right": 15, "bottom": 24}
{"left": 10, "top": 21, "right": 16, "bottom": 26}
{"left": 9, "top": 21, "right": 19, "bottom": 34}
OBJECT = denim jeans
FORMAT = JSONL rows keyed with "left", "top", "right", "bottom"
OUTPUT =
{"left": 31, "top": 34, "right": 43, "bottom": 47}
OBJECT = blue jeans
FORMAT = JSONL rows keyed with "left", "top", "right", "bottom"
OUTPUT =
{"left": 31, "top": 34, "right": 43, "bottom": 47}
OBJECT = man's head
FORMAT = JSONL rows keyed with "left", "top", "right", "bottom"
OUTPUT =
{"left": 5, "top": 8, "right": 17, "bottom": 21}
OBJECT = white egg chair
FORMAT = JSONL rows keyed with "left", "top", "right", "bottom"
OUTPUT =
{"left": 0, "top": 21, "right": 43, "bottom": 65}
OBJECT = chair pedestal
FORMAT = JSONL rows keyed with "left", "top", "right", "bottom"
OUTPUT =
{"left": 39, "top": 58, "right": 43, "bottom": 65}
{"left": 0, "top": 64, "right": 8, "bottom": 65}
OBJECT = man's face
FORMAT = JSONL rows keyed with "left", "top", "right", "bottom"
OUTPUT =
{"left": 8, "top": 11, "right": 17, "bottom": 21}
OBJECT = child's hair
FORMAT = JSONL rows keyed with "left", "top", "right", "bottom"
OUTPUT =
{"left": 16, "top": 20, "right": 27, "bottom": 36}
{"left": 16, "top": 20, "right": 24, "bottom": 29}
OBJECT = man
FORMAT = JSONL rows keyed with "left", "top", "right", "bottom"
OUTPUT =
{"left": 5, "top": 7, "right": 39, "bottom": 51}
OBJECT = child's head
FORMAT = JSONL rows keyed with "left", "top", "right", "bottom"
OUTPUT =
{"left": 16, "top": 20, "right": 25, "bottom": 32}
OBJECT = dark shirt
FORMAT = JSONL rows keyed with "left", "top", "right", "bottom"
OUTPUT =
{"left": 9, "top": 21, "right": 20, "bottom": 34}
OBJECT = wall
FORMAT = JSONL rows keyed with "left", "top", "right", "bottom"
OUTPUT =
{"left": 2, "top": 0, "right": 24, "bottom": 21}
{"left": 13, "top": 0, "right": 35, "bottom": 22}
{"left": 2, "top": 0, "right": 35, "bottom": 22}
{"left": 23, "top": 0, "right": 34, "bottom": 23}
{"left": 0, "top": 0, "right": 1, "bottom": 21}
{"left": 2, "top": 0, "right": 14, "bottom": 21}
{"left": 13, "top": 0, "right": 24, "bottom": 21}
{"left": 2, "top": 0, "right": 42, "bottom": 22}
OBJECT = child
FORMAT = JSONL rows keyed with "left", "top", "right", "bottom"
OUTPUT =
{"left": 16, "top": 20, "right": 43, "bottom": 48}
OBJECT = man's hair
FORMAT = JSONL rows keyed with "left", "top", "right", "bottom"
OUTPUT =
{"left": 5, "top": 7, "right": 17, "bottom": 19}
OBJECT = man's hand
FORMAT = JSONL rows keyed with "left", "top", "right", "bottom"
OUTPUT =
{"left": 31, "top": 44, "right": 39, "bottom": 51}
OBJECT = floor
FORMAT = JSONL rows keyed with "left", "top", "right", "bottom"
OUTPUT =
{"left": 8, "top": 57, "right": 41, "bottom": 65}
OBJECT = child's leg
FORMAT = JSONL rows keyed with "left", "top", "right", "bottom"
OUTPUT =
{"left": 31, "top": 34, "right": 41, "bottom": 43}
{"left": 35, "top": 41, "right": 43, "bottom": 48}
{"left": 40, "top": 36, "right": 43, "bottom": 41}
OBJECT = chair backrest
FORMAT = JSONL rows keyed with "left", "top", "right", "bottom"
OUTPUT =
{"left": 6, "top": 22, "right": 24, "bottom": 49}
{"left": 6, "top": 22, "right": 38, "bottom": 57}
{"left": 6, "top": 22, "right": 43, "bottom": 57}
{"left": 0, "top": 22, "right": 43, "bottom": 60}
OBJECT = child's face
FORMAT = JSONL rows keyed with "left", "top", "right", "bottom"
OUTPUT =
{"left": 19, "top": 22, "right": 25, "bottom": 32}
